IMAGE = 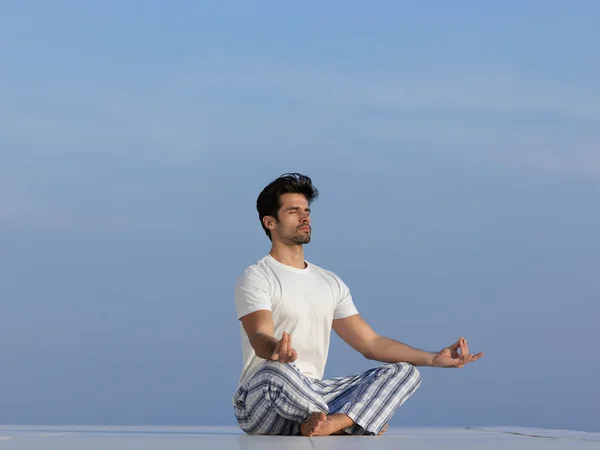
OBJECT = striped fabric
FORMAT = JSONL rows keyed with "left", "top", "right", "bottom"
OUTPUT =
{"left": 232, "top": 360, "right": 422, "bottom": 436}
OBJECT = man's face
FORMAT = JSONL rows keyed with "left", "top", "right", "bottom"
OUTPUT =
{"left": 270, "top": 193, "right": 312, "bottom": 245}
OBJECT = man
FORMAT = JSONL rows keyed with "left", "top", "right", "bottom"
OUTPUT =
{"left": 232, "top": 173, "right": 483, "bottom": 437}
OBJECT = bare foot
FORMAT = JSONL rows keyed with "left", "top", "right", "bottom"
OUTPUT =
{"left": 301, "top": 412, "right": 327, "bottom": 437}
{"left": 378, "top": 424, "right": 388, "bottom": 436}
{"left": 310, "top": 413, "right": 354, "bottom": 437}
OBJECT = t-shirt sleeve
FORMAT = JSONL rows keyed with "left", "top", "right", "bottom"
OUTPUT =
{"left": 332, "top": 273, "right": 359, "bottom": 320}
{"left": 234, "top": 268, "right": 272, "bottom": 320}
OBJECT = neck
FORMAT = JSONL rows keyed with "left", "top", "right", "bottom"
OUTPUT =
{"left": 269, "top": 241, "right": 306, "bottom": 269}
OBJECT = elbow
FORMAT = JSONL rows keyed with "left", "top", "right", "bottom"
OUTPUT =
{"left": 362, "top": 336, "right": 381, "bottom": 361}
{"left": 361, "top": 344, "right": 376, "bottom": 360}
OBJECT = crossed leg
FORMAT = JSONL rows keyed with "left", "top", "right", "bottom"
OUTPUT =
{"left": 233, "top": 361, "right": 421, "bottom": 436}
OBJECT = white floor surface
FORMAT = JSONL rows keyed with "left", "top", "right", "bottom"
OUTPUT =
{"left": 1, "top": 425, "right": 599, "bottom": 449}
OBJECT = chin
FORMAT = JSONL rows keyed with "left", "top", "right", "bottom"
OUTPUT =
{"left": 293, "top": 236, "right": 311, "bottom": 244}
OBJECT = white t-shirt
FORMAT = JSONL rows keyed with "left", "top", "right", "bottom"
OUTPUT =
{"left": 234, "top": 254, "right": 359, "bottom": 387}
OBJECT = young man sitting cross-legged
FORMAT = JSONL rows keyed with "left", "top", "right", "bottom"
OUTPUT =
{"left": 232, "top": 173, "right": 484, "bottom": 437}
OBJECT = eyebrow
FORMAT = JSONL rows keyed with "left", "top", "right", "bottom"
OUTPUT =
{"left": 285, "top": 206, "right": 311, "bottom": 212}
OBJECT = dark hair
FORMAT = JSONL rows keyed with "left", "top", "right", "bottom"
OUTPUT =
{"left": 256, "top": 173, "right": 319, "bottom": 240}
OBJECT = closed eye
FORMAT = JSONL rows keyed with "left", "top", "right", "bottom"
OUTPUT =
{"left": 286, "top": 207, "right": 310, "bottom": 214}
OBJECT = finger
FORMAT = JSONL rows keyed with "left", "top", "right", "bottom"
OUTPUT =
{"left": 462, "top": 352, "right": 484, "bottom": 365}
{"left": 451, "top": 358, "right": 463, "bottom": 368}
{"left": 460, "top": 338, "right": 469, "bottom": 357}
{"left": 449, "top": 338, "right": 462, "bottom": 351}
{"left": 271, "top": 339, "right": 281, "bottom": 360}
{"left": 458, "top": 354, "right": 470, "bottom": 367}
{"left": 284, "top": 333, "right": 292, "bottom": 362}
{"left": 273, "top": 333, "right": 285, "bottom": 361}
{"left": 451, "top": 359, "right": 463, "bottom": 368}
{"left": 291, "top": 349, "right": 298, "bottom": 361}
{"left": 468, "top": 352, "right": 484, "bottom": 362}
{"left": 462, "top": 337, "right": 470, "bottom": 355}
{"left": 281, "top": 332, "right": 288, "bottom": 359}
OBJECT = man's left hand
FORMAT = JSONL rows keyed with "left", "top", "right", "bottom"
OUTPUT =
{"left": 431, "top": 337, "right": 484, "bottom": 368}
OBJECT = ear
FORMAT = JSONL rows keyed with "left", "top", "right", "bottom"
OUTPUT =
{"left": 263, "top": 216, "right": 276, "bottom": 231}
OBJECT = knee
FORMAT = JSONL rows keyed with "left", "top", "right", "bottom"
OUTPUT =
{"left": 252, "top": 361, "right": 296, "bottom": 396}
{"left": 255, "top": 361, "right": 302, "bottom": 404}
{"left": 400, "top": 363, "right": 421, "bottom": 389}
{"left": 382, "top": 362, "right": 422, "bottom": 387}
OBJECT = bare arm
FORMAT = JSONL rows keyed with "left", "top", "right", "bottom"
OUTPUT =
{"left": 367, "top": 337, "right": 435, "bottom": 366}
{"left": 333, "top": 314, "right": 483, "bottom": 368}
{"left": 240, "top": 310, "right": 297, "bottom": 362}
{"left": 332, "top": 314, "right": 435, "bottom": 366}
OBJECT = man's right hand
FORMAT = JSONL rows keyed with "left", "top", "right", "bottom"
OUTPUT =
{"left": 270, "top": 331, "right": 298, "bottom": 363}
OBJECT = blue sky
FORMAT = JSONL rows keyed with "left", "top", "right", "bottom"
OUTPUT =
{"left": 1, "top": 0, "right": 599, "bottom": 432}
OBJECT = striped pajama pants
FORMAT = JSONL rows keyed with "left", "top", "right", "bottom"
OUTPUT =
{"left": 232, "top": 360, "right": 422, "bottom": 436}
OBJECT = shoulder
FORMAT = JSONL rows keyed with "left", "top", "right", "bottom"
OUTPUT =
{"left": 236, "top": 256, "right": 274, "bottom": 287}
{"left": 234, "top": 257, "right": 277, "bottom": 316}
